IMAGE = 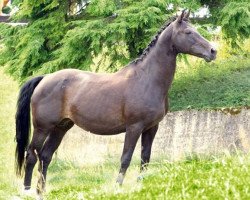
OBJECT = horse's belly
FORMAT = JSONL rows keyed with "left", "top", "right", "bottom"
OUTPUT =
{"left": 69, "top": 93, "right": 125, "bottom": 135}
{"left": 75, "top": 120, "right": 126, "bottom": 135}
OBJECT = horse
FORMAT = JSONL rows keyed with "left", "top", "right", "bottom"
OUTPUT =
{"left": 15, "top": 10, "right": 216, "bottom": 195}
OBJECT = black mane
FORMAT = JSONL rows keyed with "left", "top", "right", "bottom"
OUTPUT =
{"left": 131, "top": 17, "right": 177, "bottom": 65}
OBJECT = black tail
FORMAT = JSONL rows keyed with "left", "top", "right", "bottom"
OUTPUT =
{"left": 15, "top": 76, "right": 44, "bottom": 176}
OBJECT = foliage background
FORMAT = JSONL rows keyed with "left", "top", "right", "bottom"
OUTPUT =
{"left": 0, "top": 0, "right": 249, "bottom": 80}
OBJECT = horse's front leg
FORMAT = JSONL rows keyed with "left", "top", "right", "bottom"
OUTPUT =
{"left": 136, "top": 124, "right": 158, "bottom": 182}
{"left": 140, "top": 124, "right": 158, "bottom": 172}
{"left": 116, "top": 123, "right": 143, "bottom": 185}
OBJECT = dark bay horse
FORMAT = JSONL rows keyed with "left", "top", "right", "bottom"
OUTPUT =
{"left": 15, "top": 11, "right": 216, "bottom": 195}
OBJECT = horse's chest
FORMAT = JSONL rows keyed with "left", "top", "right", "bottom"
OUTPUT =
{"left": 125, "top": 99, "right": 165, "bottom": 125}
{"left": 141, "top": 106, "right": 165, "bottom": 130}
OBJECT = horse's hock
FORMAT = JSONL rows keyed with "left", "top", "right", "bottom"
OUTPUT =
{"left": 58, "top": 108, "right": 250, "bottom": 163}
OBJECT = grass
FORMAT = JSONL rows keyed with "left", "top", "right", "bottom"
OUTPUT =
{"left": 0, "top": 55, "right": 249, "bottom": 199}
{"left": 0, "top": 68, "right": 20, "bottom": 199}
{"left": 43, "top": 154, "right": 250, "bottom": 200}
{"left": 170, "top": 55, "right": 250, "bottom": 111}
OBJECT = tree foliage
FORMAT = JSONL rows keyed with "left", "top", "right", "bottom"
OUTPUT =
{"left": 220, "top": 1, "right": 250, "bottom": 46}
{"left": 0, "top": 0, "right": 249, "bottom": 81}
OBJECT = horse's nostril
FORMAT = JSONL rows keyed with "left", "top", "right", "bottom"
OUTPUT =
{"left": 211, "top": 48, "right": 217, "bottom": 54}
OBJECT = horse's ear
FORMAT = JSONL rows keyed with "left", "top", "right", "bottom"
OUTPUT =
{"left": 184, "top": 10, "right": 190, "bottom": 20}
{"left": 177, "top": 9, "right": 186, "bottom": 23}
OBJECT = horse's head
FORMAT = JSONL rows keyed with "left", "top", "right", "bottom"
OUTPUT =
{"left": 171, "top": 10, "right": 217, "bottom": 62}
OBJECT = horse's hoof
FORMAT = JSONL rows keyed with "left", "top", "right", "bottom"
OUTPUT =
{"left": 116, "top": 173, "right": 124, "bottom": 186}
{"left": 36, "top": 194, "right": 44, "bottom": 200}
{"left": 137, "top": 175, "right": 144, "bottom": 182}
{"left": 22, "top": 188, "right": 36, "bottom": 196}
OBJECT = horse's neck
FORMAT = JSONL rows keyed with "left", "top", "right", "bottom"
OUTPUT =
{"left": 138, "top": 25, "right": 177, "bottom": 96}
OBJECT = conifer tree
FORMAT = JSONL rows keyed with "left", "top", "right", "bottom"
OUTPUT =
{"left": 0, "top": 0, "right": 249, "bottom": 81}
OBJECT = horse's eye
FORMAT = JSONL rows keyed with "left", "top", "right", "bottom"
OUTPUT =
{"left": 185, "top": 31, "right": 192, "bottom": 34}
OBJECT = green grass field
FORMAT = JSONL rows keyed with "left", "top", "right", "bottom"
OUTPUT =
{"left": 170, "top": 56, "right": 250, "bottom": 111}
{"left": 42, "top": 154, "right": 250, "bottom": 200}
{"left": 0, "top": 68, "right": 20, "bottom": 199}
{"left": 0, "top": 55, "right": 249, "bottom": 200}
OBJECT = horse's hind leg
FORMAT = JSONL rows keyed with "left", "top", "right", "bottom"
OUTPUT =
{"left": 24, "top": 129, "right": 48, "bottom": 190}
{"left": 36, "top": 119, "right": 74, "bottom": 195}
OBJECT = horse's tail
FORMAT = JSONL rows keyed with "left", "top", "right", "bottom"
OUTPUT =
{"left": 15, "top": 76, "right": 44, "bottom": 176}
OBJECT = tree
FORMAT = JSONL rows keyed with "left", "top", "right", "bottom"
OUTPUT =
{"left": 0, "top": 0, "right": 249, "bottom": 81}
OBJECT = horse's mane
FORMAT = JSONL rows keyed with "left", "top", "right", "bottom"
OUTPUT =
{"left": 130, "top": 17, "right": 177, "bottom": 65}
